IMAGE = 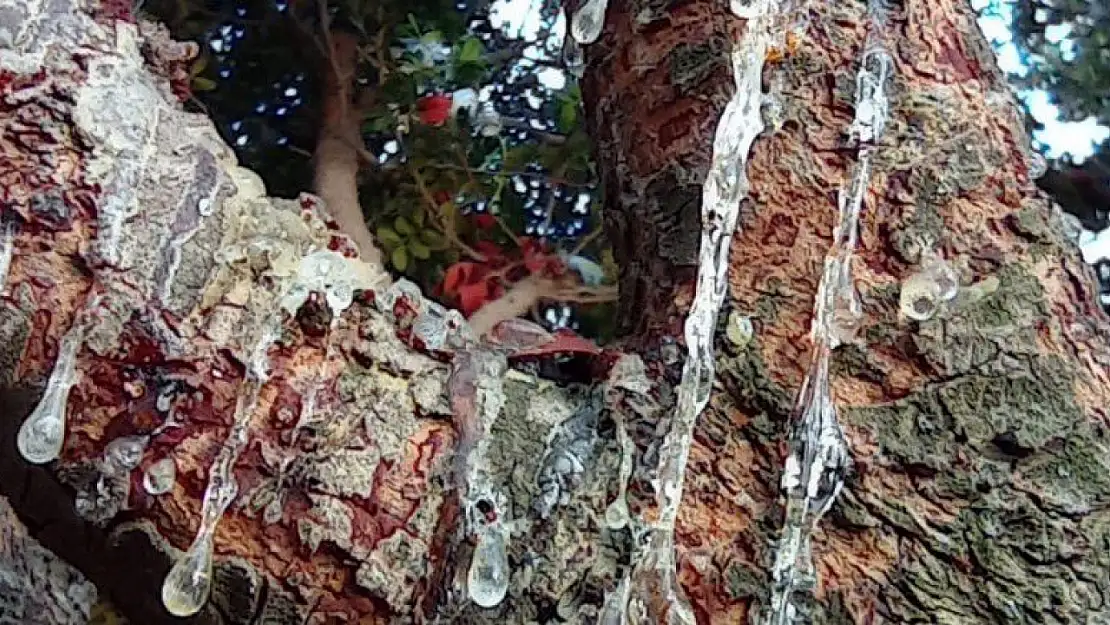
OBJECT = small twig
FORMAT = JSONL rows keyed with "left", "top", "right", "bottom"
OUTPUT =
{"left": 453, "top": 146, "right": 521, "bottom": 247}
{"left": 421, "top": 162, "right": 592, "bottom": 188}
{"left": 468, "top": 274, "right": 557, "bottom": 337}
{"left": 501, "top": 118, "right": 567, "bottom": 145}
{"left": 549, "top": 284, "right": 618, "bottom": 304}
{"left": 410, "top": 167, "right": 488, "bottom": 262}
{"left": 569, "top": 225, "right": 603, "bottom": 256}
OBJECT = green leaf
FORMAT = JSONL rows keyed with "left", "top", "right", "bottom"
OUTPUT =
{"left": 391, "top": 246, "right": 409, "bottom": 272}
{"left": 459, "top": 37, "right": 484, "bottom": 63}
{"left": 440, "top": 201, "right": 459, "bottom": 231}
{"left": 189, "top": 55, "right": 208, "bottom": 77}
{"left": 411, "top": 205, "right": 427, "bottom": 227}
{"left": 408, "top": 239, "right": 432, "bottom": 259}
{"left": 376, "top": 226, "right": 403, "bottom": 248}
{"left": 558, "top": 99, "right": 578, "bottom": 133}
{"left": 394, "top": 215, "right": 414, "bottom": 236}
{"left": 191, "top": 76, "right": 218, "bottom": 92}
{"left": 420, "top": 229, "right": 448, "bottom": 250}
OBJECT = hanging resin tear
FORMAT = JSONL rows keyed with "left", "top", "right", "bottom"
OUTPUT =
{"left": 0, "top": 216, "right": 15, "bottom": 296}
{"left": 467, "top": 527, "right": 509, "bottom": 608}
{"left": 570, "top": 0, "right": 608, "bottom": 45}
{"left": 17, "top": 326, "right": 85, "bottom": 464}
{"left": 161, "top": 321, "right": 277, "bottom": 617}
{"left": 162, "top": 534, "right": 215, "bottom": 617}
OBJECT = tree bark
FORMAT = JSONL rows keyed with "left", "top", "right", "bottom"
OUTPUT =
{"left": 2, "top": 0, "right": 1110, "bottom": 624}
{"left": 580, "top": 0, "right": 1110, "bottom": 622}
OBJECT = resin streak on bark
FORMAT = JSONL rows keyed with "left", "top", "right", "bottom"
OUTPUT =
{"left": 583, "top": 0, "right": 1110, "bottom": 622}
{"left": 580, "top": 0, "right": 744, "bottom": 339}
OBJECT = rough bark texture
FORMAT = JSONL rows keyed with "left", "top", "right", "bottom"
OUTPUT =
{"left": 0, "top": 492, "right": 97, "bottom": 625}
{"left": 3, "top": 0, "right": 1110, "bottom": 624}
{"left": 0, "top": 2, "right": 627, "bottom": 623}
{"left": 582, "top": 0, "right": 1110, "bottom": 622}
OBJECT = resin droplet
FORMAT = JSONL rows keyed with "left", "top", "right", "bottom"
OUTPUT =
{"left": 1028, "top": 152, "right": 1047, "bottom": 179}
{"left": 828, "top": 281, "right": 863, "bottom": 347}
{"left": 106, "top": 436, "right": 147, "bottom": 472}
{"left": 570, "top": 0, "right": 608, "bottom": 45}
{"left": 161, "top": 535, "right": 214, "bottom": 617}
{"left": 468, "top": 528, "right": 509, "bottom": 608}
{"left": 143, "top": 457, "right": 177, "bottom": 495}
{"left": 729, "top": 0, "right": 762, "bottom": 18}
{"left": 17, "top": 330, "right": 83, "bottom": 464}
{"left": 562, "top": 37, "right": 585, "bottom": 79}
{"left": 921, "top": 255, "right": 959, "bottom": 301}
{"left": 899, "top": 272, "right": 942, "bottom": 321}
{"left": 725, "top": 312, "right": 754, "bottom": 347}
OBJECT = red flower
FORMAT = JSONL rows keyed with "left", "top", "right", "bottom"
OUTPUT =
{"left": 417, "top": 93, "right": 452, "bottom": 126}
{"left": 434, "top": 190, "right": 451, "bottom": 205}
{"left": 471, "top": 213, "right": 496, "bottom": 231}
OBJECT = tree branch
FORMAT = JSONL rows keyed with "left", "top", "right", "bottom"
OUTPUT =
{"left": 313, "top": 29, "right": 383, "bottom": 266}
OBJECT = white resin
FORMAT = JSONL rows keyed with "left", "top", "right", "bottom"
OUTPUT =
{"left": 921, "top": 252, "right": 959, "bottom": 301}
{"left": 570, "top": 0, "right": 609, "bottom": 45}
{"left": 279, "top": 249, "right": 368, "bottom": 318}
{"left": 0, "top": 217, "right": 15, "bottom": 296}
{"left": 729, "top": 0, "right": 763, "bottom": 18}
{"left": 17, "top": 324, "right": 85, "bottom": 464}
{"left": 105, "top": 435, "right": 147, "bottom": 472}
{"left": 899, "top": 271, "right": 942, "bottom": 321}
{"left": 161, "top": 321, "right": 279, "bottom": 616}
{"left": 467, "top": 527, "right": 510, "bottom": 608}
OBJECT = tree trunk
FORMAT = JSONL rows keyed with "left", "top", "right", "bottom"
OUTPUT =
{"left": 579, "top": 0, "right": 1110, "bottom": 622}
{"left": 1, "top": 1, "right": 1109, "bottom": 625}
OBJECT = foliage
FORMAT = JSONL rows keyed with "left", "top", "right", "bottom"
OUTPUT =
{"left": 142, "top": 0, "right": 616, "bottom": 336}
{"left": 1001, "top": 0, "right": 1110, "bottom": 231}
{"left": 1010, "top": 0, "right": 1110, "bottom": 131}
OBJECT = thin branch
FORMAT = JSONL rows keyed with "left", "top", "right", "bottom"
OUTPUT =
{"left": 421, "top": 161, "right": 592, "bottom": 188}
{"left": 453, "top": 146, "right": 521, "bottom": 246}
{"left": 569, "top": 225, "right": 603, "bottom": 256}
{"left": 410, "top": 167, "right": 488, "bottom": 262}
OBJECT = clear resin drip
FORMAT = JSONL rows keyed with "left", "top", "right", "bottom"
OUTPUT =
{"left": 161, "top": 322, "right": 279, "bottom": 617}
{"left": 570, "top": 0, "right": 609, "bottom": 45}
{"left": 17, "top": 322, "right": 86, "bottom": 464}
{"left": 614, "top": 1, "right": 780, "bottom": 621}
{"left": 143, "top": 457, "right": 177, "bottom": 495}
{"left": 467, "top": 526, "right": 509, "bottom": 608}
{"left": 766, "top": 348, "right": 848, "bottom": 625}
{"left": 765, "top": 8, "right": 892, "bottom": 623}
{"left": 0, "top": 216, "right": 15, "bottom": 296}
{"left": 562, "top": 35, "right": 585, "bottom": 79}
